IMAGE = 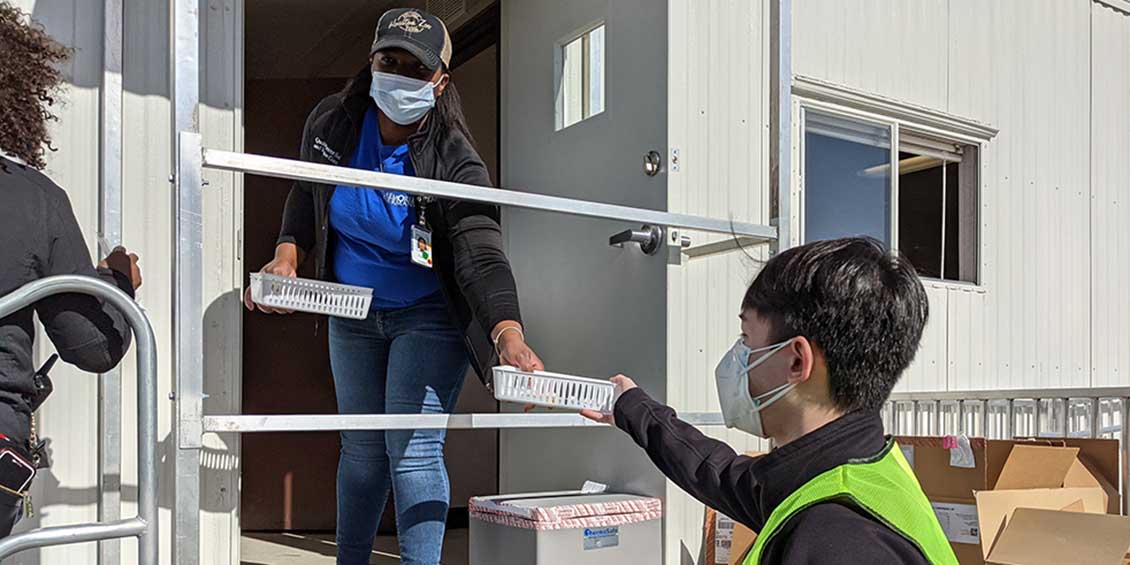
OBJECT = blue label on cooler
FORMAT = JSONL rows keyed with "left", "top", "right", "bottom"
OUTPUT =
{"left": 583, "top": 527, "right": 620, "bottom": 550}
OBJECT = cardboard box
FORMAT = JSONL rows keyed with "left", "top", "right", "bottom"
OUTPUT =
{"left": 983, "top": 507, "right": 1130, "bottom": 565}
{"left": 729, "top": 522, "right": 756, "bottom": 565}
{"left": 702, "top": 452, "right": 765, "bottom": 565}
{"left": 703, "top": 508, "right": 753, "bottom": 565}
{"left": 897, "top": 436, "right": 1121, "bottom": 565}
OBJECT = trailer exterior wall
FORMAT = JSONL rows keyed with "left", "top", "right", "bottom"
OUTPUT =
{"left": 665, "top": 0, "right": 1130, "bottom": 561}
{"left": 665, "top": 0, "right": 773, "bottom": 562}
{"left": 7, "top": 1, "right": 243, "bottom": 564}
{"left": 1090, "top": 1, "right": 1130, "bottom": 387}
{"left": 9, "top": 1, "right": 104, "bottom": 563}
{"left": 8, "top": 0, "right": 1130, "bottom": 564}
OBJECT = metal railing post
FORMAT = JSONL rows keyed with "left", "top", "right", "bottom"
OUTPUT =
{"left": 174, "top": 131, "right": 203, "bottom": 565}
{"left": 770, "top": 0, "right": 792, "bottom": 251}
{"left": 1006, "top": 400, "right": 1015, "bottom": 439}
{"left": 1090, "top": 399, "right": 1101, "bottom": 439}
{"left": 979, "top": 400, "right": 988, "bottom": 437}
{"left": 1035, "top": 399, "right": 1043, "bottom": 437}
{"left": 97, "top": 0, "right": 125, "bottom": 561}
{"left": 0, "top": 276, "right": 157, "bottom": 563}
{"left": 1062, "top": 399, "right": 1071, "bottom": 438}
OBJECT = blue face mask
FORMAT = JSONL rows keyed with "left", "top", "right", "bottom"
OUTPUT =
{"left": 370, "top": 71, "right": 439, "bottom": 125}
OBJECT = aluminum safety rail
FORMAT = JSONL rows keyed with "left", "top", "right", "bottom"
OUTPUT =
{"left": 193, "top": 137, "right": 766, "bottom": 435}
{"left": 0, "top": 276, "right": 157, "bottom": 563}
{"left": 202, "top": 412, "right": 725, "bottom": 433}
{"left": 200, "top": 147, "right": 779, "bottom": 241}
{"left": 884, "top": 386, "right": 1130, "bottom": 514}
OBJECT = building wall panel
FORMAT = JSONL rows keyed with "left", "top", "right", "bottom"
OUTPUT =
{"left": 666, "top": 0, "right": 770, "bottom": 561}
{"left": 8, "top": 1, "right": 244, "bottom": 563}
{"left": 11, "top": 1, "right": 106, "bottom": 563}
{"left": 1091, "top": 2, "right": 1130, "bottom": 386}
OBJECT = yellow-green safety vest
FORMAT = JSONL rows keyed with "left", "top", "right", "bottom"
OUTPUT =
{"left": 743, "top": 439, "right": 958, "bottom": 565}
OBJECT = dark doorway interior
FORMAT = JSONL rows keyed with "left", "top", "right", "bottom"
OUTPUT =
{"left": 241, "top": 1, "right": 501, "bottom": 533}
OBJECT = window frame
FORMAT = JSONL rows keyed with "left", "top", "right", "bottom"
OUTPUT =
{"left": 554, "top": 20, "right": 607, "bottom": 131}
{"left": 792, "top": 79, "right": 997, "bottom": 290}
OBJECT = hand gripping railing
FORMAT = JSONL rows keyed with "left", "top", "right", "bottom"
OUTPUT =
{"left": 0, "top": 276, "right": 157, "bottom": 563}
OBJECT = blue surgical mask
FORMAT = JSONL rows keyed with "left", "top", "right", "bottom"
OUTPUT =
{"left": 370, "top": 71, "right": 439, "bottom": 125}
{"left": 714, "top": 338, "right": 795, "bottom": 438}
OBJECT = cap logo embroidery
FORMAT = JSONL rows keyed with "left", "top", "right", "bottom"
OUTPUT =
{"left": 389, "top": 10, "right": 432, "bottom": 34}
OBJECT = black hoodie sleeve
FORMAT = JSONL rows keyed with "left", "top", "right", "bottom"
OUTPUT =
{"left": 442, "top": 133, "right": 522, "bottom": 333}
{"left": 613, "top": 387, "right": 765, "bottom": 529}
{"left": 33, "top": 187, "right": 134, "bottom": 374}
{"left": 276, "top": 100, "right": 324, "bottom": 255}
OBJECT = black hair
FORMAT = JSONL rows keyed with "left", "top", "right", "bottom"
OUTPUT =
{"left": 0, "top": 1, "right": 72, "bottom": 170}
{"left": 432, "top": 67, "right": 476, "bottom": 147}
{"left": 742, "top": 237, "right": 929, "bottom": 413}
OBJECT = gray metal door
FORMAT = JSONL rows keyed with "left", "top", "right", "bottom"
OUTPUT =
{"left": 499, "top": 0, "right": 669, "bottom": 500}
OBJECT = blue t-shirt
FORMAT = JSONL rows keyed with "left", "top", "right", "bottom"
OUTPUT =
{"left": 328, "top": 107, "right": 440, "bottom": 309}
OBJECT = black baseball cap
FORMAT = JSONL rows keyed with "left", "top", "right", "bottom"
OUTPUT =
{"left": 370, "top": 8, "right": 452, "bottom": 71}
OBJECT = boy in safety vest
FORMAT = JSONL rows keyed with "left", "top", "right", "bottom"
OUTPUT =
{"left": 582, "top": 237, "right": 957, "bottom": 565}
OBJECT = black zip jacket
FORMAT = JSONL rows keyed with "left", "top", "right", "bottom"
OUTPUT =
{"left": 277, "top": 69, "right": 520, "bottom": 383}
{"left": 0, "top": 157, "right": 135, "bottom": 448}
{"left": 614, "top": 388, "right": 930, "bottom": 564}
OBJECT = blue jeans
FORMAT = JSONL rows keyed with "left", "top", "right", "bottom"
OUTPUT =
{"left": 328, "top": 296, "right": 469, "bottom": 565}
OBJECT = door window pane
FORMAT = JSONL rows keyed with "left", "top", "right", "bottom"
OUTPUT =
{"left": 803, "top": 111, "right": 892, "bottom": 246}
{"left": 557, "top": 24, "right": 606, "bottom": 130}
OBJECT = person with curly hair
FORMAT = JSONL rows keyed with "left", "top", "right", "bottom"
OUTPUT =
{"left": 0, "top": 0, "right": 144, "bottom": 535}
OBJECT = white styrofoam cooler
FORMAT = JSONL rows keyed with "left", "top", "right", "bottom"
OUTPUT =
{"left": 469, "top": 491, "right": 663, "bottom": 565}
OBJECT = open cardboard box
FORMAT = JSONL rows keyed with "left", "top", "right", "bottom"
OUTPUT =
{"left": 897, "top": 436, "right": 1122, "bottom": 565}
{"left": 982, "top": 507, "right": 1130, "bottom": 565}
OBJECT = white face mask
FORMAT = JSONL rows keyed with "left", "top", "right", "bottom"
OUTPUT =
{"left": 714, "top": 338, "right": 795, "bottom": 438}
{"left": 370, "top": 71, "right": 440, "bottom": 125}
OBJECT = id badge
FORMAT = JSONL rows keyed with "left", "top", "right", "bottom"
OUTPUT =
{"left": 411, "top": 225, "right": 434, "bottom": 269}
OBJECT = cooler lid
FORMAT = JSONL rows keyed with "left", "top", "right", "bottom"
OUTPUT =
{"left": 469, "top": 491, "right": 662, "bottom": 523}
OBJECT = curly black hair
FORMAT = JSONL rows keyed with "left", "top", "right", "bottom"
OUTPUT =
{"left": 0, "top": 1, "right": 72, "bottom": 170}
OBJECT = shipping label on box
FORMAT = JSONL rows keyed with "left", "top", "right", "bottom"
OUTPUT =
{"left": 931, "top": 501, "right": 980, "bottom": 545}
{"left": 715, "top": 513, "right": 735, "bottom": 564}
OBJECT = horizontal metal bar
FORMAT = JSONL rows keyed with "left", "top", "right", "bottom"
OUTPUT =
{"left": 202, "top": 412, "right": 726, "bottom": 433}
{"left": 889, "top": 386, "right": 1130, "bottom": 403}
{"left": 682, "top": 236, "right": 767, "bottom": 259}
{"left": 201, "top": 149, "right": 777, "bottom": 240}
{"left": 0, "top": 515, "right": 145, "bottom": 557}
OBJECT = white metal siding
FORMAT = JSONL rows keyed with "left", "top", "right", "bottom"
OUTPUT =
{"left": 796, "top": 0, "right": 1101, "bottom": 392}
{"left": 199, "top": 0, "right": 244, "bottom": 563}
{"left": 666, "top": 1, "right": 1129, "bottom": 559}
{"left": 666, "top": 0, "right": 771, "bottom": 561}
{"left": 793, "top": 0, "right": 949, "bottom": 111}
{"left": 1091, "top": 1, "right": 1130, "bottom": 386}
{"left": 9, "top": 1, "right": 244, "bottom": 563}
{"left": 13, "top": 0, "right": 104, "bottom": 562}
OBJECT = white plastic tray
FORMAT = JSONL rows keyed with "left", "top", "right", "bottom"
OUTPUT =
{"left": 492, "top": 366, "right": 615, "bottom": 413}
{"left": 249, "top": 273, "right": 373, "bottom": 320}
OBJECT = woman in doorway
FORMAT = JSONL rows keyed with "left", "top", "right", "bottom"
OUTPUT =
{"left": 243, "top": 8, "right": 543, "bottom": 565}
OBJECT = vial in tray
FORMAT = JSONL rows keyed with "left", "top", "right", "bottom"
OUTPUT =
{"left": 492, "top": 366, "right": 615, "bottom": 413}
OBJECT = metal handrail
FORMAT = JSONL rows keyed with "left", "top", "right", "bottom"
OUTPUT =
{"left": 200, "top": 148, "right": 779, "bottom": 241}
{"left": 884, "top": 387, "right": 1130, "bottom": 515}
{"left": 201, "top": 411, "right": 726, "bottom": 433}
{"left": 0, "top": 276, "right": 157, "bottom": 563}
{"left": 889, "top": 386, "right": 1130, "bottom": 402}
